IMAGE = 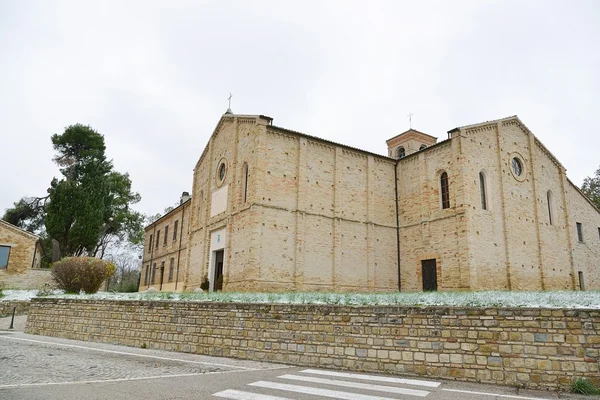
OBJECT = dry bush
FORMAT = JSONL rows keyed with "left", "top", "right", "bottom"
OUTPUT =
{"left": 51, "top": 257, "right": 116, "bottom": 294}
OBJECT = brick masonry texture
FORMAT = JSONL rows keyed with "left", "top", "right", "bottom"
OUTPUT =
{"left": 0, "top": 300, "right": 30, "bottom": 317}
{"left": 0, "top": 221, "right": 51, "bottom": 290}
{"left": 25, "top": 299, "right": 600, "bottom": 390}
{"left": 139, "top": 114, "right": 600, "bottom": 293}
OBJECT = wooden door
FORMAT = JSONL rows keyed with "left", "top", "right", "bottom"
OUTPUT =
{"left": 421, "top": 259, "right": 437, "bottom": 291}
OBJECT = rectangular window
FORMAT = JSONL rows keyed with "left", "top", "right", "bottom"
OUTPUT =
{"left": 598, "top": 227, "right": 600, "bottom": 241}
{"left": 0, "top": 246, "right": 10, "bottom": 269}
{"left": 151, "top": 263, "right": 157, "bottom": 284}
{"left": 155, "top": 230, "right": 160, "bottom": 249}
{"left": 148, "top": 234, "right": 153, "bottom": 252}
{"left": 578, "top": 271, "right": 585, "bottom": 291}
{"left": 173, "top": 220, "right": 178, "bottom": 241}
{"left": 164, "top": 225, "right": 169, "bottom": 245}
{"left": 576, "top": 222, "right": 583, "bottom": 242}
{"left": 160, "top": 261, "right": 165, "bottom": 284}
{"left": 144, "top": 264, "right": 150, "bottom": 285}
{"left": 168, "top": 258, "right": 174, "bottom": 282}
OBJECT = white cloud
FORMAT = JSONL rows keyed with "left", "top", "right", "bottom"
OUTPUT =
{"left": 1, "top": 0, "right": 598, "bottom": 218}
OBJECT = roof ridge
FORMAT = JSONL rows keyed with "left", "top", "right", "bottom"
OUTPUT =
{"left": 0, "top": 219, "right": 40, "bottom": 240}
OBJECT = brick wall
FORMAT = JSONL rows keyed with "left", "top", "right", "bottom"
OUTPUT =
{"left": 0, "top": 300, "right": 30, "bottom": 317}
{"left": 140, "top": 200, "right": 191, "bottom": 292}
{"left": 0, "top": 221, "right": 50, "bottom": 289}
{"left": 25, "top": 299, "right": 599, "bottom": 390}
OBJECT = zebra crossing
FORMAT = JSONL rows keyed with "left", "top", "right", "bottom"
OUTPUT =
{"left": 213, "top": 368, "right": 441, "bottom": 399}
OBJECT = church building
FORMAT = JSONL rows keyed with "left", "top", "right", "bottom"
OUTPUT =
{"left": 139, "top": 111, "right": 600, "bottom": 292}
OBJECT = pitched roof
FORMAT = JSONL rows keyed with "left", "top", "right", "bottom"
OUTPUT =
{"left": 0, "top": 219, "right": 40, "bottom": 241}
{"left": 449, "top": 115, "right": 565, "bottom": 170}
{"left": 386, "top": 129, "right": 438, "bottom": 144}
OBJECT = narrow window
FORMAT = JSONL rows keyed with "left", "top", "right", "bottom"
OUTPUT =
{"left": 479, "top": 172, "right": 487, "bottom": 210}
{"left": 419, "top": 144, "right": 427, "bottom": 150}
{"left": 547, "top": 190, "right": 553, "bottom": 225}
{"left": 151, "top": 263, "right": 157, "bottom": 284}
{"left": 0, "top": 246, "right": 10, "bottom": 269}
{"left": 578, "top": 271, "right": 585, "bottom": 291}
{"left": 148, "top": 234, "right": 153, "bottom": 252}
{"left": 242, "top": 162, "right": 249, "bottom": 203}
{"left": 397, "top": 146, "right": 405, "bottom": 159}
{"left": 173, "top": 220, "right": 179, "bottom": 241}
{"left": 144, "top": 265, "right": 149, "bottom": 285}
{"left": 597, "top": 227, "right": 600, "bottom": 241}
{"left": 168, "top": 258, "right": 174, "bottom": 282}
{"left": 440, "top": 172, "right": 450, "bottom": 209}
{"left": 576, "top": 222, "right": 583, "bottom": 242}
{"left": 164, "top": 225, "right": 169, "bottom": 245}
{"left": 155, "top": 230, "right": 160, "bottom": 249}
{"left": 198, "top": 190, "right": 204, "bottom": 218}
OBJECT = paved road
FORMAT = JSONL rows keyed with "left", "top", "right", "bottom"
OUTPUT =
{"left": 0, "top": 319, "right": 586, "bottom": 400}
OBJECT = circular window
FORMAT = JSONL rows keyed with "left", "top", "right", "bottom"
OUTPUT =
{"left": 216, "top": 159, "right": 227, "bottom": 186}
{"left": 511, "top": 157, "right": 523, "bottom": 176}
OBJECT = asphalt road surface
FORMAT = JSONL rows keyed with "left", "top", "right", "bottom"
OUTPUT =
{"left": 0, "top": 319, "right": 587, "bottom": 400}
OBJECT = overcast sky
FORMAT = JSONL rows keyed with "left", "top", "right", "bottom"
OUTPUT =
{"left": 1, "top": 0, "right": 599, "bottom": 218}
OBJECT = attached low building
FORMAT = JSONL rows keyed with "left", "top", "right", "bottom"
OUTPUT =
{"left": 0, "top": 220, "right": 51, "bottom": 289}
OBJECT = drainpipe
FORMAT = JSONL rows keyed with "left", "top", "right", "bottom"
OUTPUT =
{"left": 394, "top": 160, "right": 401, "bottom": 292}
{"left": 174, "top": 203, "right": 186, "bottom": 291}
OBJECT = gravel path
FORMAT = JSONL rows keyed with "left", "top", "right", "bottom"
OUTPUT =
{"left": 0, "top": 315, "right": 27, "bottom": 331}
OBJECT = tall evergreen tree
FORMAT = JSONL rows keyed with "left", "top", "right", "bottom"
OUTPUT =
{"left": 3, "top": 124, "right": 144, "bottom": 259}
{"left": 581, "top": 165, "right": 600, "bottom": 210}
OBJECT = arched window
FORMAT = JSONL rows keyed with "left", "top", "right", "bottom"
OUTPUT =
{"left": 547, "top": 190, "right": 553, "bottom": 225}
{"left": 440, "top": 172, "right": 450, "bottom": 209}
{"left": 419, "top": 144, "right": 427, "bottom": 150}
{"left": 242, "top": 162, "right": 249, "bottom": 203}
{"left": 479, "top": 172, "right": 487, "bottom": 210}
{"left": 397, "top": 146, "right": 405, "bottom": 159}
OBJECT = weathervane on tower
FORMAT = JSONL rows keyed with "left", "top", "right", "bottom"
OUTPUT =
{"left": 407, "top": 112, "right": 414, "bottom": 130}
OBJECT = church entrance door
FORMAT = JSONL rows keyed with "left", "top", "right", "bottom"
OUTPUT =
{"left": 421, "top": 259, "right": 437, "bottom": 291}
{"left": 213, "top": 250, "right": 224, "bottom": 291}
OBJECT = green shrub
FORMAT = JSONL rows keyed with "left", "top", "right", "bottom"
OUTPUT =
{"left": 36, "top": 282, "right": 56, "bottom": 296}
{"left": 571, "top": 377, "right": 600, "bottom": 395}
{"left": 199, "top": 275, "right": 209, "bottom": 291}
{"left": 51, "top": 257, "right": 116, "bottom": 294}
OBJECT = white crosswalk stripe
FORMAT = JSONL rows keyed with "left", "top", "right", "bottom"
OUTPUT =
{"left": 213, "top": 389, "right": 293, "bottom": 400}
{"left": 248, "top": 380, "right": 401, "bottom": 400}
{"left": 300, "top": 368, "right": 441, "bottom": 388}
{"left": 278, "top": 374, "right": 430, "bottom": 397}
{"left": 212, "top": 368, "right": 441, "bottom": 399}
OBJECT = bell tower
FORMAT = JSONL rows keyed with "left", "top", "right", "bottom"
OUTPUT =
{"left": 386, "top": 129, "right": 438, "bottom": 159}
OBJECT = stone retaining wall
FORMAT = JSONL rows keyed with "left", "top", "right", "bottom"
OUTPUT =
{"left": 25, "top": 299, "right": 599, "bottom": 390}
{"left": 0, "top": 301, "right": 30, "bottom": 317}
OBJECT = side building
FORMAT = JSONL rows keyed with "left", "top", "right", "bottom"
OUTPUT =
{"left": 139, "top": 195, "right": 191, "bottom": 292}
{"left": 0, "top": 220, "right": 50, "bottom": 289}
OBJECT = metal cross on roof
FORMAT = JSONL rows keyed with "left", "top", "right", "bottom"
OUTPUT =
{"left": 407, "top": 112, "right": 414, "bottom": 129}
{"left": 225, "top": 93, "right": 233, "bottom": 114}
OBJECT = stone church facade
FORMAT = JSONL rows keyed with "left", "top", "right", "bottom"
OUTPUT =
{"left": 139, "top": 112, "right": 600, "bottom": 292}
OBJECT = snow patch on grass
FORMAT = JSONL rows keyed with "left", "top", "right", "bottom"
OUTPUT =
{"left": 2, "top": 289, "right": 599, "bottom": 309}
